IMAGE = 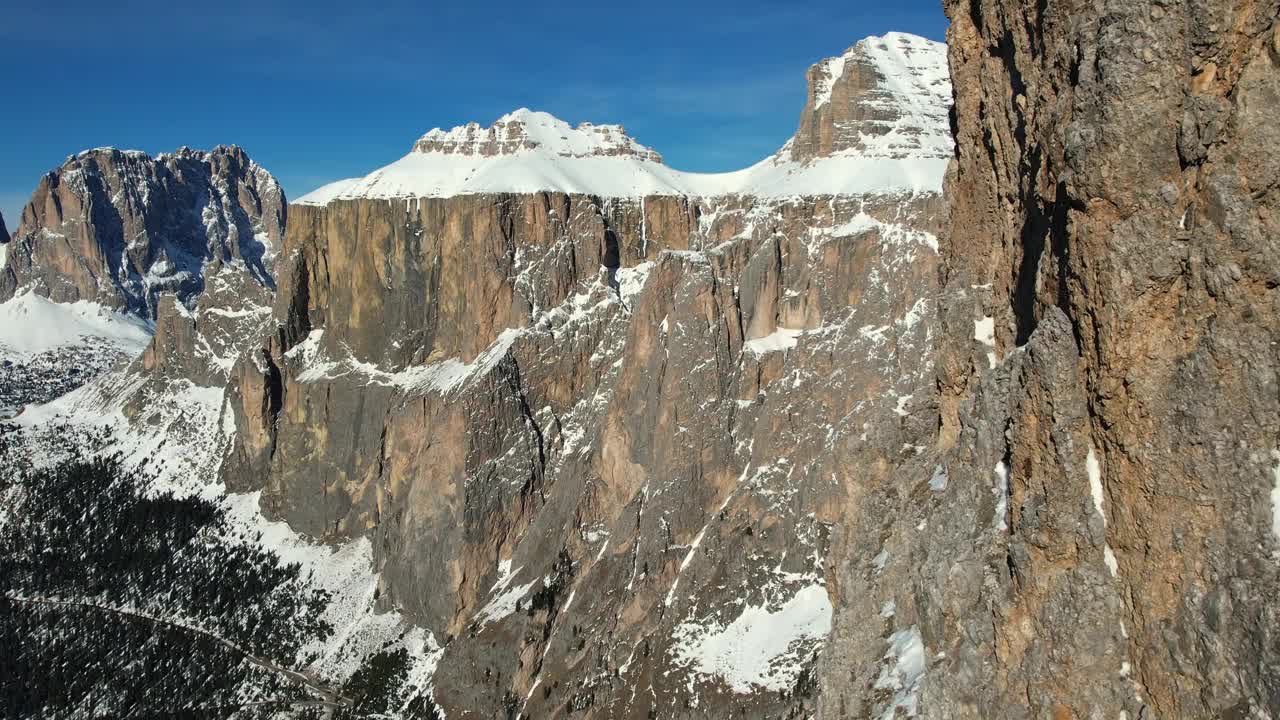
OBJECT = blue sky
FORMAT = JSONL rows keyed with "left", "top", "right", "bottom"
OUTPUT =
{"left": 0, "top": 0, "right": 947, "bottom": 225}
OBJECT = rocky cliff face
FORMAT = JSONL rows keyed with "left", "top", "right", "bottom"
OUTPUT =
{"left": 12, "top": 8, "right": 1274, "bottom": 717}
{"left": 911, "top": 0, "right": 1280, "bottom": 716}
{"left": 0, "top": 210, "right": 9, "bottom": 245}
{"left": 223, "top": 192, "right": 943, "bottom": 718}
{"left": 0, "top": 146, "right": 284, "bottom": 318}
{"left": 213, "top": 33, "right": 951, "bottom": 718}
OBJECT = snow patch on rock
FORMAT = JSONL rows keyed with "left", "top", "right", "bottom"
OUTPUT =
{"left": 974, "top": 316, "right": 997, "bottom": 368}
{"left": 993, "top": 461, "right": 1009, "bottom": 532}
{"left": 744, "top": 327, "right": 804, "bottom": 355}
{"left": 1087, "top": 446, "right": 1121, "bottom": 576}
{"left": 670, "top": 584, "right": 832, "bottom": 693}
{"left": 1272, "top": 451, "right": 1280, "bottom": 546}
{"left": 474, "top": 562, "right": 537, "bottom": 628}
{"left": 1087, "top": 446, "right": 1106, "bottom": 521}
{"left": 875, "top": 626, "right": 926, "bottom": 720}
{"left": 813, "top": 53, "right": 848, "bottom": 110}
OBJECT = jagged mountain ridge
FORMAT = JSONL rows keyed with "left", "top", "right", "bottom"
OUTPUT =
{"left": 0, "top": 145, "right": 284, "bottom": 319}
{"left": 1, "top": 30, "right": 953, "bottom": 719}
{"left": 217, "top": 31, "right": 949, "bottom": 719}
{"left": 0, "top": 146, "right": 286, "bottom": 418}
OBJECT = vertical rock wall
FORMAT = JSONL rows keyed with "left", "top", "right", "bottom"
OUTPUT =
{"left": 221, "top": 189, "right": 944, "bottom": 717}
{"left": 929, "top": 0, "right": 1280, "bottom": 715}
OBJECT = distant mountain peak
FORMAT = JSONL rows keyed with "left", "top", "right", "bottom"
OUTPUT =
{"left": 793, "top": 32, "right": 951, "bottom": 163}
{"left": 2, "top": 146, "right": 285, "bottom": 318}
{"left": 299, "top": 32, "right": 953, "bottom": 205}
{"left": 411, "top": 108, "right": 664, "bottom": 163}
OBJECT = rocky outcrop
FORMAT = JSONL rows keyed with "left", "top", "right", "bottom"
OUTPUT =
{"left": 140, "top": 266, "right": 274, "bottom": 387}
{"left": 0, "top": 210, "right": 8, "bottom": 245}
{"left": 0, "top": 146, "right": 284, "bottom": 318}
{"left": 790, "top": 32, "right": 952, "bottom": 163}
{"left": 413, "top": 110, "right": 664, "bottom": 162}
{"left": 902, "top": 0, "right": 1280, "bottom": 716}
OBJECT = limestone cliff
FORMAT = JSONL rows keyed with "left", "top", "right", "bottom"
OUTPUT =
{"left": 221, "top": 190, "right": 944, "bottom": 717}
{"left": 904, "top": 0, "right": 1278, "bottom": 716}
{"left": 217, "top": 33, "right": 950, "bottom": 718}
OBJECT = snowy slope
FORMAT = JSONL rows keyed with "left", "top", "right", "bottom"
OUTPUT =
{"left": 299, "top": 142, "right": 948, "bottom": 203}
{"left": 0, "top": 292, "right": 152, "bottom": 414}
{"left": 0, "top": 291, "right": 152, "bottom": 357}
{"left": 299, "top": 33, "right": 951, "bottom": 205}
{"left": 8, "top": 374, "right": 443, "bottom": 712}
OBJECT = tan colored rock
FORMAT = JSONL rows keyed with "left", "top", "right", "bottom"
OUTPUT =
{"left": 924, "top": 0, "right": 1280, "bottom": 716}
{"left": 1192, "top": 61, "right": 1218, "bottom": 92}
{"left": 220, "top": 186, "right": 943, "bottom": 717}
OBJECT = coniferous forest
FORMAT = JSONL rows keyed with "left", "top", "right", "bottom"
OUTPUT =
{"left": 0, "top": 425, "right": 441, "bottom": 719}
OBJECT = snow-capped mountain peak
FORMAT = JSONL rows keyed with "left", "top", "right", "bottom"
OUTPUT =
{"left": 810, "top": 32, "right": 946, "bottom": 111}
{"left": 412, "top": 108, "right": 664, "bottom": 163}
{"left": 794, "top": 32, "right": 951, "bottom": 163}
{"left": 297, "top": 33, "right": 952, "bottom": 204}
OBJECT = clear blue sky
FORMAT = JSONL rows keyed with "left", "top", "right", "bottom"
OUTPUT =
{"left": 0, "top": 0, "right": 947, "bottom": 225}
